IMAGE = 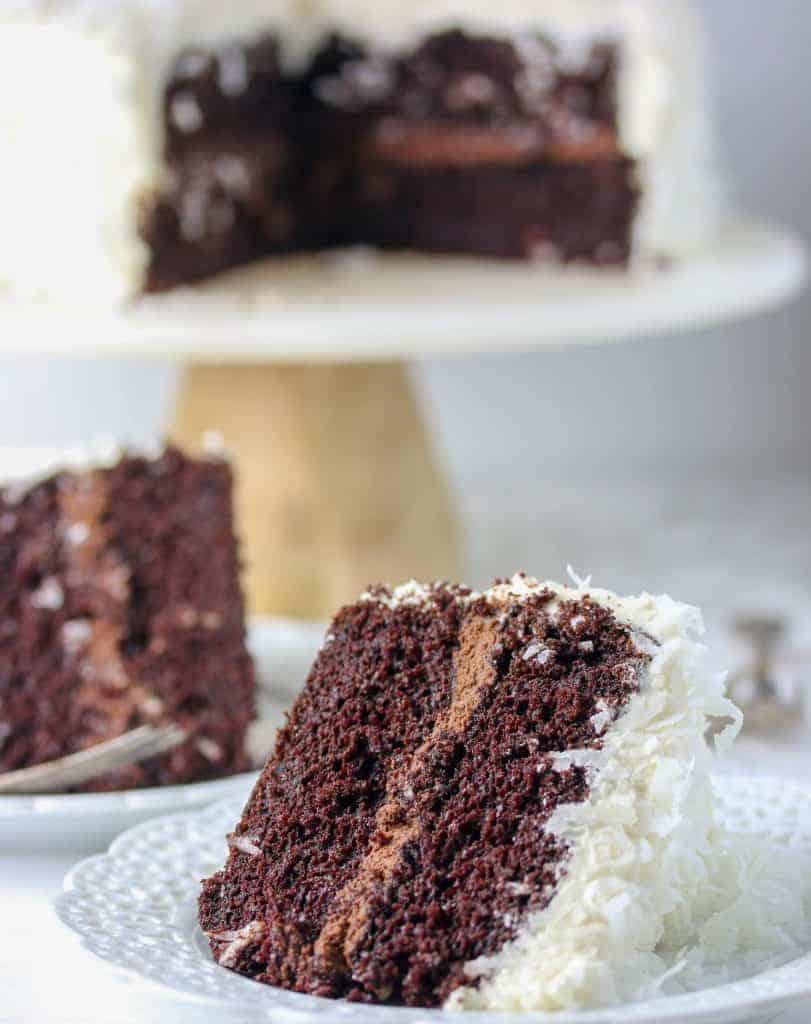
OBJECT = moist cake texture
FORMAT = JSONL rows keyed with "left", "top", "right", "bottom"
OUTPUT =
{"left": 0, "top": 444, "right": 255, "bottom": 790}
{"left": 0, "top": 1, "right": 722, "bottom": 303}
{"left": 198, "top": 574, "right": 738, "bottom": 1010}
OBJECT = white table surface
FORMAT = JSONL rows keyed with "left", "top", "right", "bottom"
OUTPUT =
{"left": 2, "top": 729, "right": 809, "bottom": 1024}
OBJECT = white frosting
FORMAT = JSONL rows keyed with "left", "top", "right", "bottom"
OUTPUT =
{"left": 657, "top": 829, "right": 811, "bottom": 992}
{"left": 0, "top": 0, "right": 722, "bottom": 303}
{"left": 360, "top": 579, "right": 459, "bottom": 608}
{"left": 0, "top": 438, "right": 227, "bottom": 494}
{"left": 0, "top": 0, "right": 310, "bottom": 305}
{"left": 0, "top": 12, "right": 150, "bottom": 303}
{"left": 0, "top": 442, "right": 157, "bottom": 497}
{"left": 447, "top": 583, "right": 745, "bottom": 1012}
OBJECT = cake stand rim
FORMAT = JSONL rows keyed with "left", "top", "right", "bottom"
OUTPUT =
{"left": 0, "top": 216, "right": 805, "bottom": 363}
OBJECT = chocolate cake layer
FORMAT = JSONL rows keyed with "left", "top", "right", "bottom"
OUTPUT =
{"left": 333, "top": 160, "right": 636, "bottom": 264}
{"left": 199, "top": 586, "right": 468, "bottom": 990}
{"left": 142, "top": 29, "right": 637, "bottom": 290}
{"left": 144, "top": 38, "right": 301, "bottom": 291}
{"left": 0, "top": 447, "right": 255, "bottom": 790}
{"left": 198, "top": 580, "right": 649, "bottom": 1006}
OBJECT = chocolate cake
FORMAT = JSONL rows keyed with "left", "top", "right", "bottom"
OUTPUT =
{"left": 0, "top": 1, "right": 722, "bottom": 303}
{"left": 0, "top": 444, "right": 255, "bottom": 791}
{"left": 199, "top": 574, "right": 739, "bottom": 1011}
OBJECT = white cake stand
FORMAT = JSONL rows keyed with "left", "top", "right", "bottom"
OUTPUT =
{"left": 0, "top": 217, "right": 806, "bottom": 618}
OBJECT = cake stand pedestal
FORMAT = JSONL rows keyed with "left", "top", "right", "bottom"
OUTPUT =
{"left": 171, "top": 362, "right": 459, "bottom": 618}
{"left": 0, "top": 218, "right": 806, "bottom": 618}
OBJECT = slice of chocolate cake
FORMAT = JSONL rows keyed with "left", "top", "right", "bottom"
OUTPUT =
{"left": 0, "top": 444, "right": 255, "bottom": 791}
{"left": 199, "top": 574, "right": 739, "bottom": 1011}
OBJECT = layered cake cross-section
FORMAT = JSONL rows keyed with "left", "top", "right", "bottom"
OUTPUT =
{"left": 199, "top": 574, "right": 739, "bottom": 1010}
{"left": 1, "top": 1, "right": 722, "bottom": 303}
{"left": 0, "top": 443, "right": 256, "bottom": 791}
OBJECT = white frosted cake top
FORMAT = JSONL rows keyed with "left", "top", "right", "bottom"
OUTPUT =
{"left": 0, "top": 437, "right": 227, "bottom": 495}
{"left": 366, "top": 571, "right": 712, "bottom": 646}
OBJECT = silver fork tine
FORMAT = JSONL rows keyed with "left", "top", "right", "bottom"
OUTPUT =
{"left": 0, "top": 724, "right": 187, "bottom": 795}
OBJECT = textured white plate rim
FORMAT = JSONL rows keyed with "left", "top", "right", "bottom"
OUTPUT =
{"left": 54, "top": 775, "right": 811, "bottom": 1024}
{"left": 0, "top": 218, "right": 805, "bottom": 361}
{"left": 0, "top": 770, "right": 259, "bottom": 817}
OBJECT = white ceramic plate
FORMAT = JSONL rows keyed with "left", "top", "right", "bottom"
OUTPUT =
{"left": 0, "top": 616, "right": 322, "bottom": 852}
{"left": 0, "top": 220, "right": 805, "bottom": 360}
{"left": 56, "top": 776, "right": 811, "bottom": 1024}
{"left": 0, "top": 771, "right": 260, "bottom": 853}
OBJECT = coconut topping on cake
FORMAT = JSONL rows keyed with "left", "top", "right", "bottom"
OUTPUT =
{"left": 198, "top": 573, "right": 748, "bottom": 1009}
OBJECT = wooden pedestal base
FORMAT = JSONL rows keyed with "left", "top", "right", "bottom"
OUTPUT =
{"left": 171, "top": 362, "right": 461, "bottom": 620}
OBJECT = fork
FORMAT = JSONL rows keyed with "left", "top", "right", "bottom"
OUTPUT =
{"left": 0, "top": 724, "right": 188, "bottom": 795}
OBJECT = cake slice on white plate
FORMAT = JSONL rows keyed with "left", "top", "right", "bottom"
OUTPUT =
{"left": 0, "top": 441, "right": 256, "bottom": 790}
{"left": 0, "top": 0, "right": 723, "bottom": 305}
{"left": 198, "top": 572, "right": 755, "bottom": 1010}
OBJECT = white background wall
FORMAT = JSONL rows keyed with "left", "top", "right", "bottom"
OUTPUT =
{"left": 1, "top": 0, "right": 809, "bottom": 484}
{"left": 425, "top": 0, "right": 811, "bottom": 486}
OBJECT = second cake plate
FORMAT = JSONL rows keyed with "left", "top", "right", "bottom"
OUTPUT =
{"left": 0, "top": 616, "right": 321, "bottom": 852}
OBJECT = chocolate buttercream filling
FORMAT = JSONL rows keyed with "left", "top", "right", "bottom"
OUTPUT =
{"left": 314, "top": 614, "right": 501, "bottom": 984}
{"left": 364, "top": 120, "right": 619, "bottom": 168}
{"left": 58, "top": 472, "right": 163, "bottom": 748}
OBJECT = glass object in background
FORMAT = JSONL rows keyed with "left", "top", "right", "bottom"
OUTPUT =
{"left": 728, "top": 615, "right": 808, "bottom": 736}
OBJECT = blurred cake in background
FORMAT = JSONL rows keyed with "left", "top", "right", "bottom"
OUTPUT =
{"left": 0, "top": 443, "right": 256, "bottom": 790}
{"left": 0, "top": 0, "right": 723, "bottom": 303}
